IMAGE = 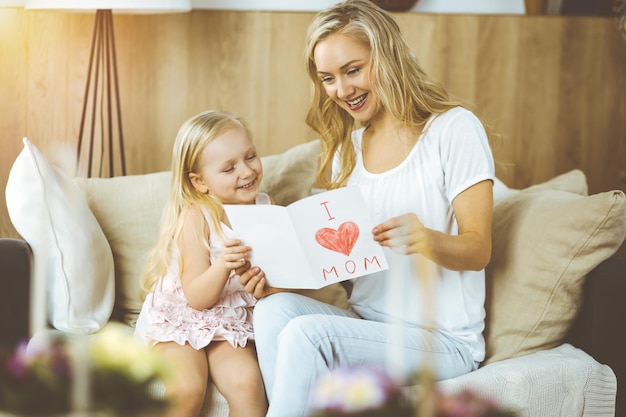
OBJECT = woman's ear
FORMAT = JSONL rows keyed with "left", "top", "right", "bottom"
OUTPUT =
{"left": 188, "top": 172, "right": 209, "bottom": 194}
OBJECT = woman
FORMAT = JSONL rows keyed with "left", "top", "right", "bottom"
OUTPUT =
{"left": 240, "top": 1, "right": 495, "bottom": 415}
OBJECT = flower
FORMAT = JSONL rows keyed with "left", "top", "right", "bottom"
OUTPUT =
{"left": 308, "top": 366, "right": 518, "bottom": 417}
{"left": 0, "top": 323, "right": 171, "bottom": 416}
{"left": 311, "top": 367, "right": 407, "bottom": 415}
{"left": 0, "top": 339, "right": 71, "bottom": 415}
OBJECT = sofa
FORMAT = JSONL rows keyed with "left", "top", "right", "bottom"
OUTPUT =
{"left": 3, "top": 137, "right": 626, "bottom": 417}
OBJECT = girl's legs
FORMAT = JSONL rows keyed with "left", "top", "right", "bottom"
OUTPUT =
{"left": 253, "top": 292, "right": 477, "bottom": 417}
{"left": 207, "top": 341, "right": 267, "bottom": 417}
{"left": 153, "top": 341, "right": 209, "bottom": 417}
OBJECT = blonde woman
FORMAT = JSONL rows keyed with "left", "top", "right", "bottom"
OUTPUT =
{"left": 135, "top": 110, "right": 268, "bottom": 417}
{"left": 240, "top": 1, "right": 495, "bottom": 416}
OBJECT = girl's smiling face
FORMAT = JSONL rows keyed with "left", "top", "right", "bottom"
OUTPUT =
{"left": 191, "top": 125, "right": 263, "bottom": 205}
{"left": 313, "top": 33, "right": 381, "bottom": 124}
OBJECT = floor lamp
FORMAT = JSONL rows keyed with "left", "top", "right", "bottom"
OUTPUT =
{"left": 24, "top": 0, "right": 191, "bottom": 178}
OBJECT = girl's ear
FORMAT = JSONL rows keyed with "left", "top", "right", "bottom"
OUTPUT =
{"left": 188, "top": 172, "right": 209, "bottom": 194}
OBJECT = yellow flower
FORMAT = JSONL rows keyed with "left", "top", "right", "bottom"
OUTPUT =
{"left": 342, "top": 376, "right": 387, "bottom": 411}
{"left": 89, "top": 323, "right": 171, "bottom": 383}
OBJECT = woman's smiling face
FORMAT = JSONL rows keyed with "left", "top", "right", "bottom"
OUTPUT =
{"left": 313, "top": 33, "right": 381, "bottom": 124}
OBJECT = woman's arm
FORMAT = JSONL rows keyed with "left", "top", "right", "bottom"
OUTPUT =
{"left": 372, "top": 179, "right": 493, "bottom": 271}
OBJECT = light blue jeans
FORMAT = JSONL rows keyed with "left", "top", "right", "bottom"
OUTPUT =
{"left": 253, "top": 292, "right": 478, "bottom": 417}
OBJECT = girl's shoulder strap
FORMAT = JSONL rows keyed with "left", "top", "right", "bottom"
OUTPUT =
{"left": 255, "top": 192, "right": 271, "bottom": 205}
{"left": 198, "top": 205, "right": 217, "bottom": 231}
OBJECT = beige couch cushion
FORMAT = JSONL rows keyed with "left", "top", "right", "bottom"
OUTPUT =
{"left": 483, "top": 170, "right": 626, "bottom": 364}
{"left": 74, "top": 171, "right": 170, "bottom": 323}
{"left": 75, "top": 140, "right": 348, "bottom": 324}
{"left": 260, "top": 140, "right": 320, "bottom": 206}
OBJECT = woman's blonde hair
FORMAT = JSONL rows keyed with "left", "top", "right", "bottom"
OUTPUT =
{"left": 305, "top": 0, "right": 467, "bottom": 189}
{"left": 140, "top": 110, "right": 250, "bottom": 296}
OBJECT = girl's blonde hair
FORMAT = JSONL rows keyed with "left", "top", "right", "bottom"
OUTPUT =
{"left": 305, "top": 0, "right": 471, "bottom": 189}
{"left": 140, "top": 110, "right": 250, "bottom": 297}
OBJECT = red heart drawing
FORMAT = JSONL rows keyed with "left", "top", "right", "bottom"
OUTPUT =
{"left": 315, "top": 221, "right": 360, "bottom": 256}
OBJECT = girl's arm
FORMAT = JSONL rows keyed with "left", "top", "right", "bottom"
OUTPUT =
{"left": 179, "top": 208, "right": 251, "bottom": 310}
{"left": 372, "top": 179, "right": 493, "bottom": 271}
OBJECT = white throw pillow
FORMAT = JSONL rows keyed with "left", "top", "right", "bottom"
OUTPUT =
{"left": 5, "top": 138, "right": 115, "bottom": 334}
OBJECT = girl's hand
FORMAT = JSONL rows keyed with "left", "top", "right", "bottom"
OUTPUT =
{"left": 372, "top": 213, "right": 425, "bottom": 255}
{"left": 220, "top": 238, "right": 252, "bottom": 270}
{"left": 236, "top": 262, "right": 279, "bottom": 299}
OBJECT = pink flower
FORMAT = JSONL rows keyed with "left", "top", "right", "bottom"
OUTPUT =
{"left": 308, "top": 366, "right": 518, "bottom": 417}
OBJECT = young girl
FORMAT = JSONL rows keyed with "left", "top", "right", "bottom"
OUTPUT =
{"left": 135, "top": 110, "right": 268, "bottom": 417}
{"left": 239, "top": 1, "right": 495, "bottom": 416}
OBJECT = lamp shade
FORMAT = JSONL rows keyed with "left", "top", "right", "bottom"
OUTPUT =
{"left": 24, "top": 0, "right": 191, "bottom": 12}
{"left": 0, "top": 0, "right": 25, "bottom": 5}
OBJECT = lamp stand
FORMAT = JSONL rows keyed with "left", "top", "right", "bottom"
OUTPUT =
{"left": 77, "top": 9, "right": 126, "bottom": 177}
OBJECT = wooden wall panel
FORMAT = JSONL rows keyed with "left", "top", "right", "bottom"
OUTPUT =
{"left": 0, "top": 8, "right": 29, "bottom": 243}
{"left": 1, "top": 9, "right": 625, "bottom": 258}
{"left": 109, "top": 10, "right": 317, "bottom": 175}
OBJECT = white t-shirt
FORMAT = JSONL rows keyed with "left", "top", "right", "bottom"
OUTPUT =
{"left": 333, "top": 107, "right": 495, "bottom": 362}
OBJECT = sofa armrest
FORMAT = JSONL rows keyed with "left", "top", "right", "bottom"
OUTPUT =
{"left": 567, "top": 255, "right": 626, "bottom": 416}
{"left": 0, "top": 238, "right": 32, "bottom": 348}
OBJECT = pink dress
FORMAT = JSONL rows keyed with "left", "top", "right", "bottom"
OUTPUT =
{"left": 134, "top": 193, "right": 270, "bottom": 350}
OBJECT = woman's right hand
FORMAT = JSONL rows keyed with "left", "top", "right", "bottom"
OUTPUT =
{"left": 236, "top": 262, "right": 278, "bottom": 299}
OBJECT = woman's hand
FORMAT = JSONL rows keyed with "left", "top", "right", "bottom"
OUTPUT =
{"left": 372, "top": 213, "right": 426, "bottom": 255}
{"left": 372, "top": 180, "right": 493, "bottom": 271}
{"left": 236, "top": 262, "right": 280, "bottom": 299}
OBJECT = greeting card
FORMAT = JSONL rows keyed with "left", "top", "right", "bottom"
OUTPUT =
{"left": 224, "top": 187, "right": 388, "bottom": 289}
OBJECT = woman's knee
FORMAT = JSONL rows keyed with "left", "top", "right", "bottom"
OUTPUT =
{"left": 255, "top": 292, "right": 303, "bottom": 320}
{"left": 253, "top": 293, "right": 309, "bottom": 339}
{"left": 277, "top": 315, "right": 331, "bottom": 350}
{"left": 254, "top": 292, "right": 346, "bottom": 331}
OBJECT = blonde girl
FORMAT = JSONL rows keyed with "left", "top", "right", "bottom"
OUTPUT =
{"left": 135, "top": 110, "right": 268, "bottom": 417}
